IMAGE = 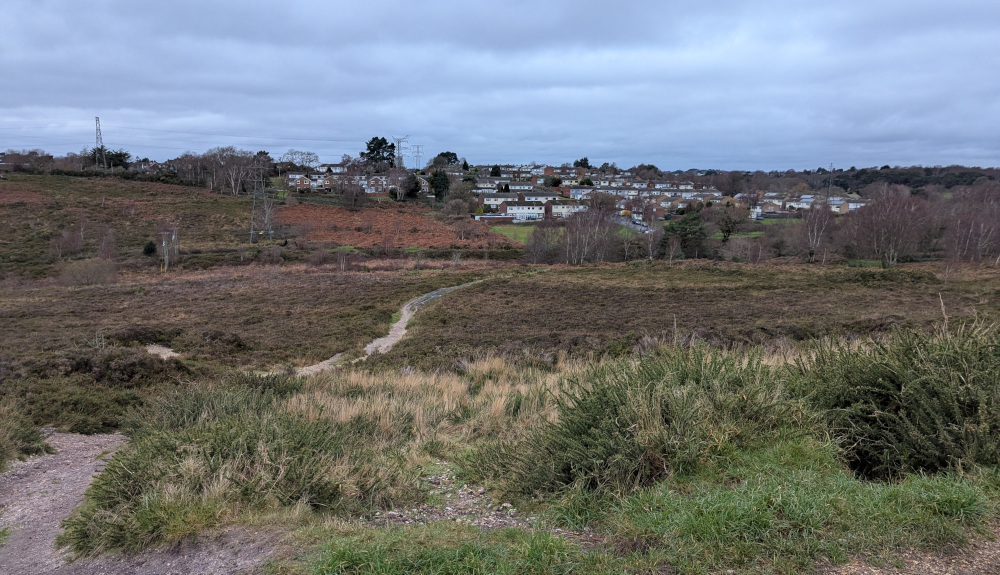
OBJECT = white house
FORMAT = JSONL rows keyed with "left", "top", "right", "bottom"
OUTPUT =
{"left": 500, "top": 201, "right": 545, "bottom": 221}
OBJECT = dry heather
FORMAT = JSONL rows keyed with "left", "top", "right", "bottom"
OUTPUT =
{"left": 278, "top": 203, "right": 516, "bottom": 249}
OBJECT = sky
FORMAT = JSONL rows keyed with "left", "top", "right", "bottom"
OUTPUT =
{"left": 2, "top": 0, "right": 999, "bottom": 170}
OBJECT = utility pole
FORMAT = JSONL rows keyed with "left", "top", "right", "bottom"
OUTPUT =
{"left": 94, "top": 117, "right": 107, "bottom": 170}
{"left": 827, "top": 163, "right": 834, "bottom": 197}
{"left": 391, "top": 135, "right": 409, "bottom": 169}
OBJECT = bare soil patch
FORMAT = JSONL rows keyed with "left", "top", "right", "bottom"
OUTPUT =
{"left": 0, "top": 432, "right": 124, "bottom": 574}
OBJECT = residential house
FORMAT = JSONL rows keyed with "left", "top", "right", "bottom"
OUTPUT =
{"left": 500, "top": 201, "right": 546, "bottom": 221}
{"left": 546, "top": 200, "right": 587, "bottom": 219}
{"left": 479, "top": 192, "right": 520, "bottom": 210}
{"left": 520, "top": 190, "right": 562, "bottom": 203}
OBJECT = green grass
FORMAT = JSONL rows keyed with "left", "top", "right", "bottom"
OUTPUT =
{"left": 55, "top": 332, "right": 1000, "bottom": 572}
{"left": 300, "top": 523, "right": 639, "bottom": 575}
{"left": 0, "top": 526, "right": 9, "bottom": 546}
{"left": 491, "top": 225, "right": 535, "bottom": 243}
{"left": 604, "top": 440, "right": 997, "bottom": 574}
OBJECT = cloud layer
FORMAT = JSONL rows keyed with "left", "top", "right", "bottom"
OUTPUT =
{"left": 3, "top": 0, "right": 998, "bottom": 169}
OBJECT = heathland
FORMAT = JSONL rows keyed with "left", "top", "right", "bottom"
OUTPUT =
{"left": 2, "top": 174, "right": 1000, "bottom": 574}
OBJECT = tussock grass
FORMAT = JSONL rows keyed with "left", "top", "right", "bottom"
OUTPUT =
{"left": 471, "top": 345, "right": 811, "bottom": 496}
{"left": 60, "top": 374, "right": 422, "bottom": 554}
{"left": 58, "top": 333, "right": 1000, "bottom": 572}
{"left": 0, "top": 397, "right": 50, "bottom": 470}
{"left": 60, "top": 357, "right": 563, "bottom": 554}
{"left": 287, "top": 354, "right": 570, "bottom": 458}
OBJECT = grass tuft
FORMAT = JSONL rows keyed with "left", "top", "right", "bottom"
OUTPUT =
{"left": 0, "top": 397, "right": 51, "bottom": 470}
{"left": 472, "top": 344, "right": 810, "bottom": 496}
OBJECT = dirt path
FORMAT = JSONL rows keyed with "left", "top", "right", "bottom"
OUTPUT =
{"left": 0, "top": 434, "right": 274, "bottom": 575}
{"left": 146, "top": 282, "right": 478, "bottom": 378}
{"left": 296, "top": 281, "right": 478, "bottom": 376}
{"left": 0, "top": 433, "right": 124, "bottom": 574}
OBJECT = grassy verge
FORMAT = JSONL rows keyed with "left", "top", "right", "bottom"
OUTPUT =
{"left": 602, "top": 441, "right": 997, "bottom": 574}
{"left": 289, "top": 522, "right": 639, "bottom": 575}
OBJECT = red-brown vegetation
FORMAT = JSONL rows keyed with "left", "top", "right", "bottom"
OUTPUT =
{"left": 278, "top": 204, "right": 516, "bottom": 249}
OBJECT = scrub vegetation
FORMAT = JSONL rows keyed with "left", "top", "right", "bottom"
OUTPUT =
{"left": 51, "top": 326, "right": 1000, "bottom": 574}
{"left": 3, "top": 174, "right": 1000, "bottom": 573}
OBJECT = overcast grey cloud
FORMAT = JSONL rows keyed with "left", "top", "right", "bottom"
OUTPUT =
{"left": 2, "top": 0, "right": 998, "bottom": 169}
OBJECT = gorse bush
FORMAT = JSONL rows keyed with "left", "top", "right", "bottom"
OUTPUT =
{"left": 61, "top": 374, "right": 421, "bottom": 554}
{"left": 796, "top": 323, "right": 1000, "bottom": 479}
{"left": 475, "top": 345, "right": 811, "bottom": 496}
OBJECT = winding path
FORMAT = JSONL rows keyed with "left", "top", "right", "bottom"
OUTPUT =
{"left": 143, "top": 281, "right": 477, "bottom": 377}
{"left": 296, "top": 281, "right": 477, "bottom": 375}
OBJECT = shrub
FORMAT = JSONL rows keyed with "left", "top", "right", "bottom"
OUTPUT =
{"left": 796, "top": 323, "right": 1000, "bottom": 479}
{"left": 142, "top": 240, "right": 157, "bottom": 256}
{"left": 474, "top": 345, "right": 810, "bottom": 496}
{"left": 60, "top": 258, "right": 117, "bottom": 286}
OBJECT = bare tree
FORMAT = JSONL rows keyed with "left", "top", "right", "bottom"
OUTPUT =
{"left": 664, "top": 234, "right": 683, "bottom": 262}
{"left": 845, "top": 184, "right": 927, "bottom": 266}
{"left": 205, "top": 146, "right": 255, "bottom": 194}
{"left": 525, "top": 220, "right": 563, "bottom": 264}
{"left": 563, "top": 208, "right": 615, "bottom": 264}
{"left": 339, "top": 182, "right": 368, "bottom": 211}
{"left": 801, "top": 203, "right": 832, "bottom": 263}
{"left": 642, "top": 227, "right": 664, "bottom": 260}
{"left": 944, "top": 184, "right": 1000, "bottom": 263}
